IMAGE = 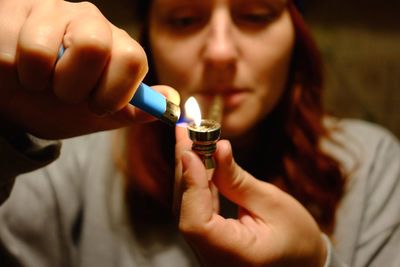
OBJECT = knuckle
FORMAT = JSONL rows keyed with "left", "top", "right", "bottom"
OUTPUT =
{"left": 229, "top": 166, "right": 247, "bottom": 191}
{"left": 179, "top": 218, "right": 215, "bottom": 243}
{"left": 179, "top": 221, "right": 202, "bottom": 237}
{"left": 54, "top": 88, "right": 81, "bottom": 104}
{"left": 76, "top": 1, "right": 102, "bottom": 15}
{"left": 89, "top": 98, "right": 121, "bottom": 115}
{"left": 17, "top": 44, "right": 55, "bottom": 91}
{"left": 73, "top": 34, "right": 112, "bottom": 59}
{"left": 89, "top": 88, "right": 128, "bottom": 115}
{"left": 114, "top": 31, "right": 148, "bottom": 78}
{"left": 124, "top": 48, "right": 148, "bottom": 81}
{"left": 18, "top": 43, "right": 55, "bottom": 66}
{"left": 260, "top": 182, "right": 283, "bottom": 208}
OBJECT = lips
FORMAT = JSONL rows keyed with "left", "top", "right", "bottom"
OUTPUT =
{"left": 221, "top": 90, "right": 249, "bottom": 109}
{"left": 195, "top": 88, "right": 250, "bottom": 111}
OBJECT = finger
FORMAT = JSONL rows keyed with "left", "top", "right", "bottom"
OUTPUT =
{"left": 148, "top": 84, "right": 181, "bottom": 122}
{"left": 210, "top": 182, "right": 220, "bottom": 213}
{"left": 178, "top": 150, "right": 252, "bottom": 254}
{"left": 174, "top": 126, "right": 219, "bottom": 214}
{"left": 108, "top": 84, "right": 181, "bottom": 123}
{"left": 152, "top": 85, "right": 181, "bottom": 106}
{"left": 112, "top": 84, "right": 175, "bottom": 123}
{"left": 175, "top": 124, "right": 191, "bottom": 154}
{"left": 0, "top": 0, "right": 30, "bottom": 57}
{"left": 17, "top": 2, "right": 65, "bottom": 92}
{"left": 53, "top": 2, "right": 112, "bottom": 104}
{"left": 88, "top": 24, "right": 148, "bottom": 115}
{"left": 173, "top": 124, "right": 192, "bottom": 215}
{"left": 0, "top": 0, "right": 30, "bottom": 91}
{"left": 213, "top": 140, "right": 276, "bottom": 213}
{"left": 178, "top": 150, "right": 215, "bottom": 228}
{"left": 148, "top": 85, "right": 181, "bottom": 104}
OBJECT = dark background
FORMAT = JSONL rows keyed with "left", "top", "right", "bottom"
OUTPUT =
{"left": 303, "top": 0, "right": 400, "bottom": 139}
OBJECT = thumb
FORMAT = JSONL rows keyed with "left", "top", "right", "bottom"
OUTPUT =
{"left": 178, "top": 150, "right": 215, "bottom": 227}
{"left": 213, "top": 140, "right": 271, "bottom": 213}
{"left": 173, "top": 123, "right": 193, "bottom": 215}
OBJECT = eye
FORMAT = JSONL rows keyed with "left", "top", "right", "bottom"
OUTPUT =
{"left": 168, "top": 15, "right": 204, "bottom": 28}
{"left": 241, "top": 12, "right": 275, "bottom": 23}
{"left": 164, "top": 9, "right": 208, "bottom": 33}
{"left": 235, "top": 11, "right": 277, "bottom": 27}
{"left": 232, "top": 2, "right": 281, "bottom": 29}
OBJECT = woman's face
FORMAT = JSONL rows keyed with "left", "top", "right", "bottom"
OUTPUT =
{"left": 149, "top": 0, "right": 294, "bottom": 138}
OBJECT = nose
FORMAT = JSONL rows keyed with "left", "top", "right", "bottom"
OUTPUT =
{"left": 202, "top": 8, "right": 238, "bottom": 69}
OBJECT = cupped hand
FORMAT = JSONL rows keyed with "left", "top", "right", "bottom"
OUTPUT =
{"left": 0, "top": 0, "right": 174, "bottom": 139}
{"left": 175, "top": 129, "right": 326, "bottom": 267}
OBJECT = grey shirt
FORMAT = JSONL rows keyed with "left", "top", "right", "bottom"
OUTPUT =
{"left": 0, "top": 118, "right": 399, "bottom": 267}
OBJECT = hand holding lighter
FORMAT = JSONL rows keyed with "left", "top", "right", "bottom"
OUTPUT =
{"left": 57, "top": 45, "right": 180, "bottom": 126}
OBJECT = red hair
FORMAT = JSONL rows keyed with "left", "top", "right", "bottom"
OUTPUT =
{"left": 121, "top": 0, "right": 346, "bottom": 234}
{"left": 277, "top": 2, "right": 345, "bottom": 234}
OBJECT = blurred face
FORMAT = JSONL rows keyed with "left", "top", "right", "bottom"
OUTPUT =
{"left": 149, "top": 0, "right": 294, "bottom": 138}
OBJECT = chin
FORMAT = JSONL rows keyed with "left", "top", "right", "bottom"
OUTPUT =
{"left": 221, "top": 119, "right": 252, "bottom": 140}
{"left": 221, "top": 108, "right": 263, "bottom": 139}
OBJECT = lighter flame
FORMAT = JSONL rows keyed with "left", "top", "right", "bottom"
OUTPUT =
{"left": 184, "top": 96, "right": 202, "bottom": 126}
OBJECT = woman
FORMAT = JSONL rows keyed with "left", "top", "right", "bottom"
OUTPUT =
{"left": 0, "top": 0, "right": 399, "bottom": 267}
{"left": 123, "top": 0, "right": 400, "bottom": 266}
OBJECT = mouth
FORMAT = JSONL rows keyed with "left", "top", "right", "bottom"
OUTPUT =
{"left": 194, "top": 88, "right": 250, "bottom": 111}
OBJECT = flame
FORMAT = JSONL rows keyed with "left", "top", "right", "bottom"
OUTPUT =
{"left": 184, "top": 96, "right": 202, "bottom": 126}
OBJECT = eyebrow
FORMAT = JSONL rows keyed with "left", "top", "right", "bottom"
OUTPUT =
{"left": 232, "top": 0, "right": 288, "bottom": 10}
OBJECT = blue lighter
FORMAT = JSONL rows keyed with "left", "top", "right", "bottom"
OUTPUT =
{"left": 57, "top": 46, "right": 180, "bottom": 126}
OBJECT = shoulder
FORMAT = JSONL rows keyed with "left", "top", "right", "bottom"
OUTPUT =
{"left": 323, "top": 118, "right": 400, "bottom": 221}
{"left": 334, "top": 117, "right": 400, "bottom": 190}
{"left": 327, "top": 117, "right": 398, "bottom": 147}
{"left": 323, "top": 117, "right": 400, "bottom": 175}
{"left": 327, "top": 120, "right": 400, "bottom": 266}
{"left": 328, "top": 117, "right": 400, "bottom": 229}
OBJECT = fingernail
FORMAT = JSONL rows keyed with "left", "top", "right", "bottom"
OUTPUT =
{"left": 176, "top": 122, "right": 188, "bottom": 128}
